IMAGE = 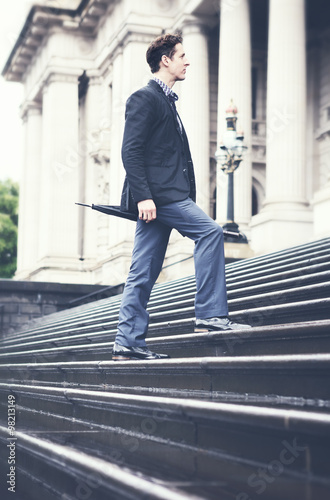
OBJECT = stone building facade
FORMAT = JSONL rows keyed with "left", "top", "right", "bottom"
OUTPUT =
{"left": 2, "top": 0, "right": 330, "bottom": 284}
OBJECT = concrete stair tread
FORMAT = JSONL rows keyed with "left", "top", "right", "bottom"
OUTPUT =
{"left": 1, "top": 238, "right": 330, "bottom": 499}
{"left": 0, "top": 319, "right": 330, "bottom": 362}
{"left": 1, "top": 352, "right": 330, "bottom": 409}
{"left": 1, "top": 291, "right": 330, "bottom": 354}
{"left": 5, "top": 239, "right": 330, "bottom": 340}
{"left": 0, "top": 425, "right": 203, "bottom": 500}
{"left": 5, "top": 265, "right": 329, "bottom": 344}
{"left": 2, "top": 383, "right": 330, "bottom": 429}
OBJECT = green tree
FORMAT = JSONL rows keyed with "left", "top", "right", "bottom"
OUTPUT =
{"left": 0, "top": 179, "right": 19, "bottom": 278}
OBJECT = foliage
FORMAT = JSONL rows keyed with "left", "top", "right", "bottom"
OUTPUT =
{"left": 0, "top": 179, "right": 19, "bottom": 278}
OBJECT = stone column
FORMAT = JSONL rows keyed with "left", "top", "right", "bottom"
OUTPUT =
{"left": 109, "top": 48, "right": 125, "bottom": 220}
{"left": 250, "top": 0, "right": 312, "bottom": 252}
{"left": 180, "top": 18, "right": 210, "bottom": 214}
{"left": 312, "top": 35, "right": 330, "bottom": 238}
{"left": 80, "top": 74, "right": 104, "bottom": 263}
{"left": 15, "top": 101, "right": 42, "bottom": 279}
{"left": 102, "top": 39, "right": 152, "bottom": 285}
{"left": 37, "top": 72, "right": 81, "bottom": 282}
{"left": 313, "top": 174, "right": 330, "bottom": 238}
{"left": 216, "top": 0, "right": 252, "bottom": 234}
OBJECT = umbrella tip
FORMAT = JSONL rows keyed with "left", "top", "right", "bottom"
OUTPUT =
{"left": 75, "top": 202, "right": 92, "bottom": 208}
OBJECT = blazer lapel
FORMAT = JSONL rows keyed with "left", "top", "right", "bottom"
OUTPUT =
{"left": 148, "top": 80, "right": 184, "bottom": 140}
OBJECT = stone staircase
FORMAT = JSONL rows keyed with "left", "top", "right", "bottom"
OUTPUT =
{"left": 0, "top": 238, "right": 330, "bottom": 499}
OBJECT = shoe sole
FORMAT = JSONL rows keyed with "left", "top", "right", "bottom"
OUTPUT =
{"left": 195, "top": 326, "right": 252, "bottom": 333}
{"left": 194, "top": 326, "right": 231, "bottom": 333}
{"left": 112, "top": 355, "right": 139, "bottom": 361}
{"left": 112, "top": 355, "right": 168, "bottom": 361}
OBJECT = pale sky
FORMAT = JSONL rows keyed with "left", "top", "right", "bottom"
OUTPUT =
{"left": 0, "top": 0, "right": 34, "bottom": 182}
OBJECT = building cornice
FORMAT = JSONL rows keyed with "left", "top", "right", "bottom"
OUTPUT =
{"left": 2, "top": 0, "right": 109, "bottom": 82}
{"left": 93, "top": 23, "right": 162, "bottom": 77}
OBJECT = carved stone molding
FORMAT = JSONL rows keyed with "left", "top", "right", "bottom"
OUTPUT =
{"left": 252, "top": 145, "right": 266, "bottom": 163}
{"left": 85, "top": 72, "right": 103, "bottom": 86}
{"left": 41, "top": 69, "right": 82, "bottom": 94}
{"left": 316, "top": 127, "right": 330, "bottom": 142}
{"left": 90, "top": 149, "right": 110, "bottom": 166}
{"left": 175, "top": 13, "right": 217, "bottom": 35}
{"left": 180, "top": 16, "right": 210, "bottom": 36}
{"left": 20, "top": 100, "right": 42, "bottom": 121}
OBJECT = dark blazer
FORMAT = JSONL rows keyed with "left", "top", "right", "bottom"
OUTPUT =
{"left": 120, "top": 79, "right": 196, "bottom": 213}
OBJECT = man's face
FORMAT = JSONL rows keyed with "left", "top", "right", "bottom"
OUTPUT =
{"left": 166, "top": 43, "right": 190, "bottom": 81}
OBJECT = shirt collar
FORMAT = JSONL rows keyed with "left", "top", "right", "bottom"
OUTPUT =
{"left": 153, "top": 76, "right": 178, "bottom": 101}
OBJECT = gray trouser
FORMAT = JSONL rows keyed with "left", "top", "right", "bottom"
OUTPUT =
{"left": 115, "top": 198, "right": 228, "bottom": 347}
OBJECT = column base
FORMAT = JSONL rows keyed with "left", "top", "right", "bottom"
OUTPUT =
{"left": 15, "top": 256, "right": 97, "bottom": 284}
{"left": 222, "top": 221, "right": 249, "bottom": 244}
{"left": 312, "top": 182, "right": 330, "bottom": 239}
{"left": 250, "top": 207, "right": 313, "bottom": 255}
{"left": 224, "top": 241, "right": 254, "bottom": 262}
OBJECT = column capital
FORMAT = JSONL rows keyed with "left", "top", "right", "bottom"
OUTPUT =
{"left": 41, "top": 69, "right": 81, "bottom": 94}
{"left": 176, "top": 14, "right": 214, "bottom": 36}
{"left": 20, "top": 100, "right": 42, "bottom": 121}
{"left": 85, "top": 70, "right": 103, "bottom": 86}
{"left": 108, "top": 24, "right": 159, "bottom": 55}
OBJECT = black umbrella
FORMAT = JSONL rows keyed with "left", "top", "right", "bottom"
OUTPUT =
{"left": 76, "top": 203, "right": 137, "bottom": 221}
{"left": 76, "top": 202, "right": 241, "bottom": 238}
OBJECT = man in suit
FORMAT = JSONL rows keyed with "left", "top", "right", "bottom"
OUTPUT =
{"left": 112, "top": 33, "right": 251, "bottom": 361}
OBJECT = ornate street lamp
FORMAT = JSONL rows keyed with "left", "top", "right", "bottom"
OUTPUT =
{"left": 215, "top": 100, "right": 248, "bottom": 243}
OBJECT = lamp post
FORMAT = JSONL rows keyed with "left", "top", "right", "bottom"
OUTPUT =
{"left": 215, "top": 100, "right": 248, "bottom": 243}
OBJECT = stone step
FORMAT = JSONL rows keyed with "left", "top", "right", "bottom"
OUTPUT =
{"left": 149, "top": 296, "right": 330, "bottom": 325}
{"left": 225, "top": 237, "right": 330, "bottom": 269}
{"left": 0, "top": 387, "right": 329, "bottom": 500}
{"left": 1, "top": 306, "right": 330, "bottom": 366}
{"left": 0, "top": 426, "right": 201, "bottom": 500}
{"left": 151, "top": 280, "right": 330, "bottom": 316}
{"left": 10, "top": 257, "right": 330, "bottom": 338}
{"left": 226, "top": 245, "right": 330, "bottom": 280}
{"left": 1, "top": 238, "right": 330, "bottom": 500}
{"left": 1, "top": 353, "right": 330, "bottom": 411}
{"left": 1, "top": 319, "right": 328, "bottom": 365}
{"left": 1, "top": 276, "right": 329, "bottom": 354}
{"left": 5, "top": 240, "right": 329, "bottom": 342}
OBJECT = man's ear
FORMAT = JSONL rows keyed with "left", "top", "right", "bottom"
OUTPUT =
{"left": 161, "top": 54, "right": 170, "bottom": 67}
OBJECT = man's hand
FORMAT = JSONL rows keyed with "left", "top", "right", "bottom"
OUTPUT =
{"left": 138, "top": 199, "right": 157, "bottom": 223}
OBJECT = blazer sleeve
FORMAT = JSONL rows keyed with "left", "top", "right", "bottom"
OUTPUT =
{"left": 121, "top": 89, "right": 155, "bottom": 203}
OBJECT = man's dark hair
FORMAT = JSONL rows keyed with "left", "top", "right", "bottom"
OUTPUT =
{"left": 146, "top": 33, "right": 183, "bottom": 73}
